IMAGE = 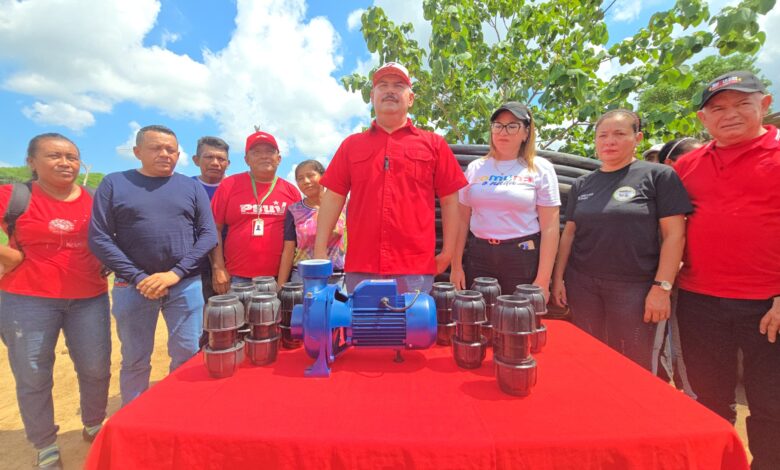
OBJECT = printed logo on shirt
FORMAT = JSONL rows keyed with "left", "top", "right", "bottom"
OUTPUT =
{"left": 477, "top": 174, "right": 534, "bottom": 186}
{"left": 239, "top": 201, "right": 289, "bottom": 216}
{"left": 577, "top": 192, "right": 594, "bottom": 201}
{"left": 48, "top": 219, "right": 75, "bottom": 234}
{"left": 612, "top": 186, "right": 636, "bottom": 202}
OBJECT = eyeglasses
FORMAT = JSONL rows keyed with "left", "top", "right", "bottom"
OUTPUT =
{"left": 490, "top": 122, "right": 527, "bottom": 135}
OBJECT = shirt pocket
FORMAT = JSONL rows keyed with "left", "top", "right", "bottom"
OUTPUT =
{"left": 350, "top": 152, "right": 374, "bottom": 184}
{"left": 406, "top": 149, "right": 434, "bottom": 184}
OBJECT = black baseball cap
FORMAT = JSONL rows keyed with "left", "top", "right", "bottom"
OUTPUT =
{"left": 699, "top": 70, "right": 767, "bottom": 109}
{"left": 491, "top": 102, "right": 531, "bottom": 122}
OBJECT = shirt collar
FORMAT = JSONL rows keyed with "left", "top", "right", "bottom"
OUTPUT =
{"left": 703, "top": 125, "right": 779, "bottom": 157}
{"left": 370, "top": 117, "right": 419, "bottom": 135}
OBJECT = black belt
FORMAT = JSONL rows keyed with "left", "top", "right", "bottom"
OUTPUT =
{"left": 474, "top": 232, "right": 540, "bottom": 246}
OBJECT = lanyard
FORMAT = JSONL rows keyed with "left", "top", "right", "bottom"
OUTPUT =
{"left": 250, "top": 173, "right": 278, "bottom": 218}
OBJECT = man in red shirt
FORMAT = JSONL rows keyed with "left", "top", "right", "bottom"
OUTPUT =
{"left": 674, "top": 70, "right": 780, "bottom": 469}
{"left": 211, "top": 131, "right": 301, "bottom": 292}
{"left": 314, "top": 62, "right": 467, "bottom": 293}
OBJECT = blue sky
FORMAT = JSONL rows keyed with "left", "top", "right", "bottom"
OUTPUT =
{"left": 0, "top": 0, "right": 777, "bottom": 183}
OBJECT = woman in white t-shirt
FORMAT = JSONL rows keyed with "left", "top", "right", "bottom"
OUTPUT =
{"left": 450, "top": 102, "right": 560, "bottom": 299}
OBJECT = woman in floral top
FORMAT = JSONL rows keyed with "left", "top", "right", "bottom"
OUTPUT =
{"left": 278, "top": 160, "right": 346, "bottom": 287}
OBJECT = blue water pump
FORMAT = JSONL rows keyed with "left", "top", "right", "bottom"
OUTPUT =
{"left": 290, "top": 260, "right": 437, "bottom": 377}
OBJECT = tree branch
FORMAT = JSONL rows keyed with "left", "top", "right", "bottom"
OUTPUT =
{"left": 540, "top": 120, "right": 583, "bottom": 149}
{"left": 602, "top": 0, "right": 618, "bottom": 16}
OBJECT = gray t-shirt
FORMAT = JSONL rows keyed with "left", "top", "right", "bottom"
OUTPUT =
{"left": 565, "top": 160, "right": 692, "bottom": 282}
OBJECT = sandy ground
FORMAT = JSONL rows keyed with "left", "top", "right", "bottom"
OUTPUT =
{"left": 1, "top": 318, "right": 751, "bottom": 469}
{"left": 1, "top": 317, "right": 169, "bottom": 469}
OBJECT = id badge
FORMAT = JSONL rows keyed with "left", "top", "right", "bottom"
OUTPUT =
{"left": 253, "top": 218, "right": 264, "bottom": 237}
{"left": 518, "top": 240, "right": 536, "bottom": 251}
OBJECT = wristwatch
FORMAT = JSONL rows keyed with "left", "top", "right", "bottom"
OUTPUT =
{"left": 652, "top": 280, "right": 673, "bottom": 291}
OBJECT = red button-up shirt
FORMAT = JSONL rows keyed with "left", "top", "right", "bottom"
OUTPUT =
{"left": 321, "top": 119, "right": 467, "bottom": 275}
{"left": 675, "top": 125, "right": 780, "bottom": 299}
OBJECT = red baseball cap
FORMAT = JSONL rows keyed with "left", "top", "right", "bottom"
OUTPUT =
{"left": 372, "top": 62, "right": 412, "bottom": 88}
{"left": 245, "top": 131, "right": 279, "bottom": 153}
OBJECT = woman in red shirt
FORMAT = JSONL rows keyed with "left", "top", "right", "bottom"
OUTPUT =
{"left": 0, "top": 133, "right": 110, "bottom": 469}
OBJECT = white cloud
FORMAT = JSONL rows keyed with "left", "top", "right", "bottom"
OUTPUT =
{"left": 353, "top": 53, "right": 379, "bottom": 76}
{"left": 161, "top": 29, "right": 181, "bottom": 48}
{"left": 178, "top": 146, "right": 190, "bottom": 167}
{"left": 0, "top": 161, "right": 12, "bottom": 167}
{"left": 284, "top": 155, "right": 329, "bottom": 185}
{"left": 0, "top": 0, "right": 211, "bottom": 119}
{"left": 347, "top": 9, "right": 365, "bottom": 32}
{"left": 0, "top": 0, "right": 368, "bottom": 162}
{"left": 21, "top": 101, "right": 95, "bottom": 131}
{"left": 611, "top": 0, "right": 642, "bottom": 23}
{"left": 202, "top": 0, "right": 367, "bottom": 158}
{"left": 115, "top": 121, "right": 141, "bottom": 160}
{"left": 757, "top": 6, "right": 780, "bottom": 96}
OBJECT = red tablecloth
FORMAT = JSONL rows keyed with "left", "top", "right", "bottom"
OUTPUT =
{"left": 85, "top": 320, "right": 748, "bottom": 469}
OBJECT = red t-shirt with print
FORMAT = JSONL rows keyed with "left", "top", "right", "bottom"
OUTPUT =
{"left": 212, "top": 173, "right": 301, "bottom": 278}
{"left": 0, "top": 183, "right": 107, "bottom": 299}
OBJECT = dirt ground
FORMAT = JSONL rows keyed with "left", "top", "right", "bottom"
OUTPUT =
{"left": 0, "top": 317, "right": 170, "bottom": 469}
{"left": 1, "top": 318, "right": 752, "bottom": 469}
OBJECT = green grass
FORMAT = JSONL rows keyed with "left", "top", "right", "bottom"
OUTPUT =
{"left": 0, "top": 166, "right": 105, "bottom": 188}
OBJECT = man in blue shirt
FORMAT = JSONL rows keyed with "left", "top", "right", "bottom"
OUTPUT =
{"left": 191, "top": 136, "right": 230, "bottom": 199}
{"left": 191, "top": 136, "right": 230, "bottom": 302}
{"left": 89, "top": 125, "right": 217, "bottom": 406}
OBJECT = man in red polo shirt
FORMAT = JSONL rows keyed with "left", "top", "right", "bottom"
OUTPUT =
{"left": 210, "top": 130, "right": 301, "bottom": 292}
{"left": 674, "top": 70, "right": 780, "bottom": 469}
{"left": 314, "top": 62, "right": 467, "bottom": 293}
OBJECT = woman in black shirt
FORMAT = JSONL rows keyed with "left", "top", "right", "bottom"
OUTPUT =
{"left": 551, "top": 110, "right": 692, "bottom": 370}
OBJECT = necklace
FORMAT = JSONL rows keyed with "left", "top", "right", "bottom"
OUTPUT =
{"left": 493, "top": 158, "right": 519, "bottom": 176}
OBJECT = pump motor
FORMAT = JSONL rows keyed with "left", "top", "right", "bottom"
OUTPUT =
{"left": 290, "top": 260, "right": 437, "bottom": 377}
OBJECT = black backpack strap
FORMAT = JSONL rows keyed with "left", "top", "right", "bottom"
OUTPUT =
{"left": 4, "top": 181, "right": 33, "bottom": 238}
{"left": 3, "top": 183, "right": 95, "bottom": 239}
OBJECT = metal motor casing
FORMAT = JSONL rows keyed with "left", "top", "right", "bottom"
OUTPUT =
{"left": 290, "top": 260, "right": 437, "bottom": 377}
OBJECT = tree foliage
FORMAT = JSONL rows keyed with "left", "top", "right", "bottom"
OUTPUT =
{"left": 342, "top": 0, "right": 775, "bottom": 157}
{"left": 0, "top": 167, "right": 104, "bottom": 188}
{"left": 637, "top": 53, "right": 769, "bottom": 142}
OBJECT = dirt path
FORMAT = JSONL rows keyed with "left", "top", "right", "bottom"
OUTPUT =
{"left": 1, "top": 317, "right": 170, "bottom": 469}
{"left": 1, "top": 319, "right": 752, "bottom": 468}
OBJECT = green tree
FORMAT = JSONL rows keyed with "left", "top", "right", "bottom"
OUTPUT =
{"left": 638, "top": 53, "right": 770, "bottom": 142}
{"left": 343, "top": 0, "right": 775, "bottom": 157}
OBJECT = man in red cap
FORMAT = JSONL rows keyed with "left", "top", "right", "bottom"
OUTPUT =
{"left": 674, "top": 70, "right": 779, "bottom": 469}
{"left": 210, "top": 130, "right": 301, "bottom": 291}
{"left": 314, "top": 62, "right": 468, "bottom": 293}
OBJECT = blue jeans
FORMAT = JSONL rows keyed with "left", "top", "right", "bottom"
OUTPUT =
{"left": 564, "top": 267, "right": 661, "bottom": 371}
{"left": 0, "top": 292, "right": 111, "bottom": 449}
{"left": 676, "top": 289, "right": 780, "bottom": 470}
{"left": 345, "top": 273, "right": 434, "bottom": 294}
{"left": 230, "top": 275, "right": 253, "bottom": 285}
{"left": 112, "top": 276, "right": 203, "bottom": 406}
